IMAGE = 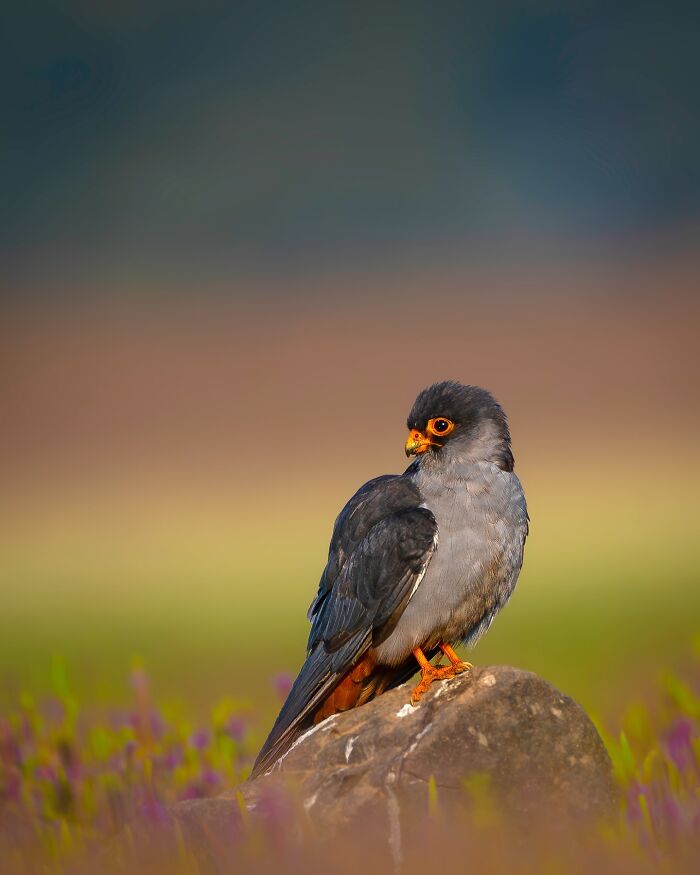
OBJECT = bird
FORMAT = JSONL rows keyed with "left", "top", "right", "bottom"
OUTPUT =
{"left": 251, "top": 381, "right": 528, "bottom": 778}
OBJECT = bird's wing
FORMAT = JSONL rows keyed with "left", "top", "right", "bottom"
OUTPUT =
{"left": 307, "top": 474, "right": 424, "bottom": 625}
{"left": 251, "top": 476, "right": 437, "bottom": 777}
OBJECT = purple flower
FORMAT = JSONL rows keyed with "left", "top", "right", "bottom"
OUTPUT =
{"left": 122, "top": 739, "right": 137, "bottom": 769}
{"left": 190, "top": 729, "right": 210, "bottom": 751}
{"left": 164, "top": 746, "right": 183, "bottom": 769}
{"left": 149, "top": 710, "right": 166, "bottom": 740}
{"left": 226, "top": 717, "right": 246, "bottom": 742}
{"left": 35, "top": 765, "right": 56, "bottom": 782}
{"left": 20, "top": 714, "right": 34, "bottom": 744}
{"left": 142, "top": 793, "right": 170, "bottom": 825}
{"left": 3, "top": 771, "right": 21, "bottom": 802}
{"left": 130, "top": 667, "right": 150, "bottom": 697}
{"left": 625, "top": 781, "right": 649, "bottom": 826}
{"left": 201, "top": 767, "right": 221, "bottom": 788}
{"left": 664, "top": 717, "right": 697, "bottom": 772}
{"left": 658, "top": 793, "right": 682, "bottom": 837}
{"left": 0, "top": 718, "right": 21, "bottom": 769}
{"left": 179, "top": 783, "right": 202, "bottom": 801}
{"left": 273, "top": 673, "right": 293, "bottom": 701}
{"left": 107, "top": 709, "right": 132, "bottom": 730}
{"left": 66, "top": 760, "right": 82, "bottom": 784}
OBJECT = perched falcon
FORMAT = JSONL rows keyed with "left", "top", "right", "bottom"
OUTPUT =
{"left": 252, "top": 381, "right": 528, "bottom": 777}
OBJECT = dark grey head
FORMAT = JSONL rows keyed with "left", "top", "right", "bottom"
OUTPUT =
{"left": 405, "top": 381, "right": 514, "bottom": 471}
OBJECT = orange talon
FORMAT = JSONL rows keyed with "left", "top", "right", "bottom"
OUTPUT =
{"left": 440, "top": 643, "right": 473, "bottom": 673}
{"left": 410, "top": 645, "right": 472, "bottom": 704}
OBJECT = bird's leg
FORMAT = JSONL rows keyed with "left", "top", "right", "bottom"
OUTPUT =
{"left": 410, "top": 646, "right": 471, "bottom": 704}
{"left": 440, "top": 643, "right": 473, "bottom": 673}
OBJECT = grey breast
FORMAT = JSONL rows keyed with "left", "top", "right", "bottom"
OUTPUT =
{"left": 373, "top": 460, "right": 528, "bottom": 666}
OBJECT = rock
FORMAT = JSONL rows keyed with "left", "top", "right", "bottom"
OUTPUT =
{"left": 166, "top": 665, "right": 619, "bottom": 867}
{"left": 241, "top": 664, "right": 616, "bottom": 819}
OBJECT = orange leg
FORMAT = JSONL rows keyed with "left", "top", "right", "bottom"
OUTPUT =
{"left": 440, "top": 643, "right": 473, "bottom": 673}
{"left": 410, "top": 645, "right": 472, "bottom": 705}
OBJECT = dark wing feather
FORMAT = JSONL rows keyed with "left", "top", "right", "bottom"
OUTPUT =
{"left": 309, "top": 506, "right": 436, "bottom": 651}
{"left": 251, "top": 476, "right": 436, "bottom": 777}
{"left": 307, "top": 474, "right": 423, "bottom": 623}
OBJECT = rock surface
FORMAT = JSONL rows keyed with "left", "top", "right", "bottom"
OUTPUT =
{"left": 168, "top": 665, "right": 619, "bottom": 863}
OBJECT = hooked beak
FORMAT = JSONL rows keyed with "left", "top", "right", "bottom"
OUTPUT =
{"left": 405, "top": 429, "right": 435, "bottom": 456}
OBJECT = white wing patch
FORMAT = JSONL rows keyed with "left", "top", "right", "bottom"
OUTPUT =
{"left": 407, "top": 527, "right": 438, "bottom": 603}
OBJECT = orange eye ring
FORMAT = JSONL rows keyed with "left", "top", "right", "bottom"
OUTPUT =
{"left": 427, "top": 417, "right": 454, "bottom": 437}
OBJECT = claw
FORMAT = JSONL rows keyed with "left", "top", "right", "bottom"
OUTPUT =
{"left": 440, "top": 642, "right": 473, "bottom": 674}
{"left": 410, "top": 645, "right": 472, "bottom": 704}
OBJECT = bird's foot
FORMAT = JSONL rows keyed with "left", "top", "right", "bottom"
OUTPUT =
{"left": 411, "top": 662, "right": 466, "bottom": 704}
{"left": 410, "top": 644, "right": 472, "bottom": 704}
{"left": 440, "top": 642, "right": 473, "bottom": 674}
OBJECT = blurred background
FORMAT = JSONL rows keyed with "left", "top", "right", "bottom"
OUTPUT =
{"left": 1, "top": 1, "right": 699, "bottom": 734}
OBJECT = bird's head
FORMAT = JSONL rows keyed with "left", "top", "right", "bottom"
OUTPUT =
{"left": 405, "top": 381, "right": 514, "bottom": 471}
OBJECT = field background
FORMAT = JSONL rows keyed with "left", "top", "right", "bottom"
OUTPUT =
{"left": 2, "top": 266, "right": 699, "bottom": 747}
{"left": 2, "top": 2, "right": 699, "bottom": 757}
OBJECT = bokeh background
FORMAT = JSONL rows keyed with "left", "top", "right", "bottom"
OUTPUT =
{"left": 2, "top": 1, "right": 699, "bottom": 741}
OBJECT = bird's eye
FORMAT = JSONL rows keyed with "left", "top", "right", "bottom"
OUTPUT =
{"left": 428, "top": 417, "right": 454, "bottom": 437}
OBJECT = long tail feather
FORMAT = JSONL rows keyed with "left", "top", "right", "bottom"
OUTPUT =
{"left": 251, "top": 645, "right": 344, "bottom": 778}
{"left": 251, "top": 645, "right": 431, "bottom": 779}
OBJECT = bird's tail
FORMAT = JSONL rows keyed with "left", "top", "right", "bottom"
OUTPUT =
{"left": 250, "top": 647, "right": 422, "bottom": 779}
{"left": 251, "top": 644, "right": 342, "bottom": 779}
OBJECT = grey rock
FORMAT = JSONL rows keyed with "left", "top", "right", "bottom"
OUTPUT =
{"left": 240, "top": 665, "right": 616, "bottom": 820}
{"left": 166, "top": 666, "right": 618, "bottom": 865}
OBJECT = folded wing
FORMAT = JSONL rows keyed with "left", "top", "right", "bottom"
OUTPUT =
{"left": 251, "top": 475, "right": 436, "bottom": 777}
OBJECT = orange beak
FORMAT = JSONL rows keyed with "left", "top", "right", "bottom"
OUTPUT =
{"left": 405, "top": 429, "right": 435, "bottom": 456}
